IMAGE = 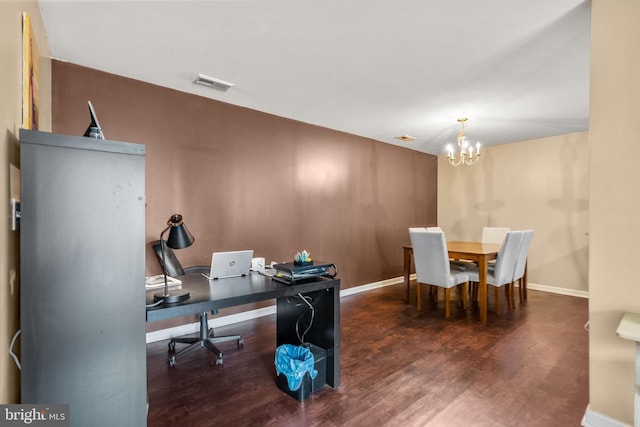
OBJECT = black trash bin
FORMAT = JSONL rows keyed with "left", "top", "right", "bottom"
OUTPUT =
{"left": 275, "top": 343, "right": 327, "bottom": 401}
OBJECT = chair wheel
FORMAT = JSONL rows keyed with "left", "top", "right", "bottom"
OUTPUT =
{"left": 238, "top": 338, "right": 244, "bottom": 348}
{"left": 168, "top": 342, "right": 176, "bottom": 352}
{"left": 214, "top": 356, "right": 223, "bottom": 365}
{"left": 168, "top": 356, "right": 176, "bottom": 367}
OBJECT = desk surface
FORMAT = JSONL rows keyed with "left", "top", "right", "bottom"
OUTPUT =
{"left": 146, "top": 272, "right": 340, "bottom": 322}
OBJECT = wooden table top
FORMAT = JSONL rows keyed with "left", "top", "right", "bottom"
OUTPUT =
{"left": 404, "top": 241, "right": 500, "bottom": 255}
{"left": 446, "top": 241, "right": 500, "bottom": 255}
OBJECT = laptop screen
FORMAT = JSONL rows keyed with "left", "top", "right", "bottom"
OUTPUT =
{"left": 208, "top": 250, "right": 253, "bottom": 279}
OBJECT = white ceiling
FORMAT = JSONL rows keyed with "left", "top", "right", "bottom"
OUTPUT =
{"left": 38, "top": 0, "right": 591, "bottom": 155}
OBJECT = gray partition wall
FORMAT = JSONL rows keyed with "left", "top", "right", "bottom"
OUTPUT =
{"left": 19, "top": 129, "right": 147, "bottom": 427}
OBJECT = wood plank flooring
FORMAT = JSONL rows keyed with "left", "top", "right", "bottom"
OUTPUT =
{"left": 146, "top": 283, "right": 589, "bottom": 427}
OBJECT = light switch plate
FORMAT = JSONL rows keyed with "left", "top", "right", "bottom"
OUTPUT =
{"left": 11, "top": 198, "right": 20, "bottom": 231}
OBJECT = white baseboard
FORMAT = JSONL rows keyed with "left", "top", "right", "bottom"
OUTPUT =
{"left": 339, "top": 275, "right": 403, "bottom": 297}
{"left": 146, "top": 306, "right": 277, "bottom": 343}
{"left": 523, "top": 282, "right": 589, "bottom": 299}
{"left": 146, "top": 275, "right": 588, "bottom": 343}
{"left": 582, "top": 405, "right": 628, "bottom": 427}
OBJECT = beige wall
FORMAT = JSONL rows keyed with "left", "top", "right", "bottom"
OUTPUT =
{"left": 0, "top": 1, "right": 51, "bottom": 404}
{"left": 438, "top": 131, "right": 589, "bottom": 293}
{"left": 588, "top": 0, "right": 640, "bottom": 425}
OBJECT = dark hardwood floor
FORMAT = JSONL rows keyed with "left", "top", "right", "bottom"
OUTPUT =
{"left": 147, "top": 283, "right": 589, "bottom": 427}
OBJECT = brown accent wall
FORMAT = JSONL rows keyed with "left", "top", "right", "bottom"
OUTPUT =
{"left": 51, "top": 61, "right": 437, "bottom": 328}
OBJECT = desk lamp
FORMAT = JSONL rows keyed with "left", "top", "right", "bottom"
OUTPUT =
{"left": 154, "top": 214, "right": 195, "bottom": 304}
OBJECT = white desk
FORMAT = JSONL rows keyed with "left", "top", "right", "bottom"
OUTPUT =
{"left": 616, "top": 312, "right": 640, "bottom": 427}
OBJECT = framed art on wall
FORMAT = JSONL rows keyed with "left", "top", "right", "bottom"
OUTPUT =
{"left": 22, "top": 12, "right": 39, "bottom": 130}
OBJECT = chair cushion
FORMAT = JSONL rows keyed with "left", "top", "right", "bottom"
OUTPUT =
{"left": 464, "top": 231, "right": 522, "bottom": 287}
{"left": 450, "top": 260, "right": 474, "bottom": 271}
{"left": 447, "top": 271, "right": 470, "bottom": 287}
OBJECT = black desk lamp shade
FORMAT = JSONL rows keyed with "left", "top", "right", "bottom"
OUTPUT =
{"left": 154, "top": 214, "right": 195, "bottom": 304}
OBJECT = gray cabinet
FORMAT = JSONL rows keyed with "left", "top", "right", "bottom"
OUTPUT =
{"left": 19, "top": 129, "right": 147, "bottom": 427}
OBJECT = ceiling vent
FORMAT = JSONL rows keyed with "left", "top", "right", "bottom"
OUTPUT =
{"left": 193, "top": 73, "right": 235, "bottom": 91}
{"left": 394, "top": 134, "right": 416, "bottom": 142}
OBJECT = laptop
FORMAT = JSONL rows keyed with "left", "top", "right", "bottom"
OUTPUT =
{"left": 206, "top": 250, "right": 254, "bottom": 280}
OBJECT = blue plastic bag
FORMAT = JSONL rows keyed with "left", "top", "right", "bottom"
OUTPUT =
{"left": 274, "top": 344, "right": 318, "bottom": 391}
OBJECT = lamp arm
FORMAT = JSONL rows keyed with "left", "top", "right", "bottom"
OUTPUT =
{"left": 159, "top": 225, "right": 171, "bottom": 297}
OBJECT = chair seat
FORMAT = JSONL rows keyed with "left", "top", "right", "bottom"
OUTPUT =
{"left": 446, "top": 271, "right": 470, "bottom": 287}
{"left": 450, "top": 260, "right": 475, "bottom": 271}
{"left": 464, "top": 266, "right": 503, "bottom": 287}
{"left": 449, "top": 257, "right": 496, "bottom": 271}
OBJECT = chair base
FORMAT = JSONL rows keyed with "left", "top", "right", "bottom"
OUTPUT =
{"left": 168, "top": 312, "right": 243, "bottom": 367}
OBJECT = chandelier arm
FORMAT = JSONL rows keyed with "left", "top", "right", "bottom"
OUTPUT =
{"left": 448, "top": 117, "right": 481, "bottom": 167}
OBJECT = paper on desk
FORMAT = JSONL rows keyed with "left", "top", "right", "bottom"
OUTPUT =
{"left": 145, "top": 275, "right": 182, "bottom": 290}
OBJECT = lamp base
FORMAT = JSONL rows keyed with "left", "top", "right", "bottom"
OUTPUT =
{"left": 154, "top": 289, "right": 190, "bottom": 304}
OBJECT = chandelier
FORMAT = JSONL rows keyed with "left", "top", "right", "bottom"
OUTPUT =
{"left": 446, "top": 118, "right": 481, "bottom": 166}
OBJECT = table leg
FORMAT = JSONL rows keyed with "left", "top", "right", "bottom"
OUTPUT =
{"left": 635, "top": 342, "right": 640, "bottom": 427}
{"left": 404, "top": 247, "right": 412, "bottom": 304}
{"left": 523, "top": 262, "right": 528, "bottom": 301}
{"left": 478, "top": 255, "right": 488, "bottom": 323}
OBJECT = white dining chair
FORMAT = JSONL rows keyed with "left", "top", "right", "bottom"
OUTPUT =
{"left": 422, "top": 227, "right": 470, "bottom": 271}
{"left": 409, "top": 229, "right": 469, "bottom": 318}
{"left": 512, "top": 229, "right": 534, "bottom": 303}
{"left": 468, "top": 227, "right": 516, "bottom": 301}
{"left": 465, "top": 230, "right": 522, "bottom": 315}
{"left": 482, "top": 226, "right": 510, "bottom": 244}
{"left": 408, "top": 226, "right": 440, "bottom": 233}
{"left": 482, "top": 226, "right": 510, "bottom": 266}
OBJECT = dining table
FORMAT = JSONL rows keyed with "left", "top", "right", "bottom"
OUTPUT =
{"left": 403, "top": 241, "right": 500, "bottom": 323}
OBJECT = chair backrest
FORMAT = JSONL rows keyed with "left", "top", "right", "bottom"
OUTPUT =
{"left": 513, "top": 230, "right": 534, "bottom": 281}
{"left": 408, "top": 227, "right": 426, "bottom": 233}
{"left": 152, "top": 240, "right": 185, "bottom": 276}
{"left": 408, "top": 226, "right": 440, "bottom": 234}
{"left": 491, "top": 231, "right": 522, "bottom": 285}
{"left": 409, "top": 230, "right": 452, "bottom": 286}
{"left": 482, "top": 226, "right": 510, "bottom": 245}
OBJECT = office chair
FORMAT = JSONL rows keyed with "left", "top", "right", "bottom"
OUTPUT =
{"left": 152, "top": 241, "right": 244, "bottom": 366}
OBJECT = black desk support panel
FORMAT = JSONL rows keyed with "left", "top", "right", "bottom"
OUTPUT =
{"left": 146, "top": 272, "right": 341, "bottom": 388}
